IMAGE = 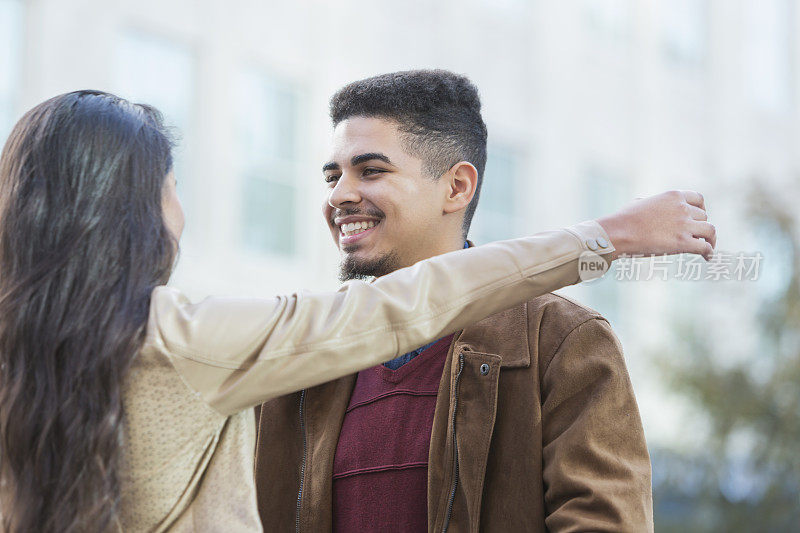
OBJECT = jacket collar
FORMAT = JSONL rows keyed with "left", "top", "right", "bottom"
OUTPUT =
{"left": 451, "top": 301, "right": 530, "bottom": 368}
{"left": 454, "top": 240, "right": 530, "bottom": 368}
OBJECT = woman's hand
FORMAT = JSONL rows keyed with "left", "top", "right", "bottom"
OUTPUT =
{"left": 596, "top": 190, "right": 716, "bottom": 261}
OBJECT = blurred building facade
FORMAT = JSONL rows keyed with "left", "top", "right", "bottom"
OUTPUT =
{"left": 1, "top": 0, "right": 798, "bottom": 450}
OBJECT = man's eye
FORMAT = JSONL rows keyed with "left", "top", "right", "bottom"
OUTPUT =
{"left": 324, "top": 174, "right": 340, "bottom": 183}
{"left": 362, "top": 168, "right": 385, "bottom": 176}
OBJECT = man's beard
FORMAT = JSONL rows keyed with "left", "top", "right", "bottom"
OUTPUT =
{"left": 338, "top": 250, "right": 402, "bottom": 281}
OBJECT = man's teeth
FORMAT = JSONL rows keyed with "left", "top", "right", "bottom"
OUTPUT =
{"left": 341, "top": 220, "right": 377, "bottom": 237}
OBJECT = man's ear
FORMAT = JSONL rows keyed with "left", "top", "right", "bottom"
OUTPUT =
{"left": 442, "top": 161, "right": 478, "bottom": 215}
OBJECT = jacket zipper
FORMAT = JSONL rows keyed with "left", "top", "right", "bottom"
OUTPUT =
{"left": 442, "top": 352, "right": 465, "bottom": 533}
{"left": 295, "top": 389, "right": 307, "bottom": 533}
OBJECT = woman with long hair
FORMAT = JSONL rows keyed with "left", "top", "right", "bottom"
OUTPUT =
{"left": 0, "top": 91, "right": 713, "bottom": 531}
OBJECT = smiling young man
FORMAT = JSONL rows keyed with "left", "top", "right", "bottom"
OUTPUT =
{"left": 254, "top": 70, "right": 715, "bottom": 532}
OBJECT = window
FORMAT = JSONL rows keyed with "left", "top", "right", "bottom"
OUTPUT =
{"left": 473, "top": 0, "right": 525, "bottom": 11}
{"left": 0, "top": 0, "right": 23, "bottom": 141}
{"left": 114, "top": 31, "right": 195, "bottom": 216}
{"left": 468, "top": 145, "right": 522, "bottom": 245}
{"left": 661, "top": 0, "right": 708, "bottom": 65}
{"left": 583, "top": 166, "right": 628, "bottom": 221}
{"left": 744, "top": 0, "right": 793, "bottom": 112}
{"left": 581, "top": 167, "right": 629, "bottom": 325}
{"left": 115, "top": 32, "right": 194, "bottom": 133}
{"left": 236, "top": 69, "right": 300, "bottom": 256}
{"left": 585, "top": 0, "right": 632, "bottom": 41}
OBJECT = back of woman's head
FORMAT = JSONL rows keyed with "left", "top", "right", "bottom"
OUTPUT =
{"left": 0, "top": 90, "right": 176, "bottom": 532}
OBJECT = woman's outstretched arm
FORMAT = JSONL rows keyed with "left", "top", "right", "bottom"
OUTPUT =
{"left": 146, "top": 190, "right": 714, "bottom": 416}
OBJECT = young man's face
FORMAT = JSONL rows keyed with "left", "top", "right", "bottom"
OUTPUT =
{"left": 322, "top": 116, "right": 456, "bottom": 280}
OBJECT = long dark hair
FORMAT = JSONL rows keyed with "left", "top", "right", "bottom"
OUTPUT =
{"left": 0, "top": 91, "right": 176, "bottom": 531}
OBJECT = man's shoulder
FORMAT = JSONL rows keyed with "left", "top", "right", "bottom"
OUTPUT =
{"left": 525, "top": 293, "right": 613, "bottom": 361}
{"left": 459, "top": 293, "right": 612, "bottom": 366}
{"left": 526, "top": 292, "right": 605, "bottom": 328}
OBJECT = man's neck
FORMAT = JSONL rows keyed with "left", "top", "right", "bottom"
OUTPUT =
{"left": 385, "top": 239, "right": 467, "bottom": 276}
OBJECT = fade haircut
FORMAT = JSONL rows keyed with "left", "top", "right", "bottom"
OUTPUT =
{"left": 330, "top": 69, "right": 488, "bottom": 237}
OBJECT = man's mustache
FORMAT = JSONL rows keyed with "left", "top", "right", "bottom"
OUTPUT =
{"left": 329, "top": 207, "right": 385, "bottom": 226}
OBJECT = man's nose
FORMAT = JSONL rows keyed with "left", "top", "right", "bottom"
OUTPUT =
{"left": 327, "top": 173, "right": 361, "bottom": 208}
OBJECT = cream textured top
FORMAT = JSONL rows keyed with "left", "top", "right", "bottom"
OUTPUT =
{"left": 117, "top": 221, "right": 614, "bottom": 531}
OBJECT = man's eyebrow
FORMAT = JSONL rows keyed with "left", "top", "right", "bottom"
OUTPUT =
{"left": 351, "top": 152, "right": 393, "bottom": 167}
{"left": 322, "top": 161, "right": 340, "bottom": 172}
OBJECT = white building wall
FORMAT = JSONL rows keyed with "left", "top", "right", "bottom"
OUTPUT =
{"left": 1, "top": 0, "right": 798, "bottom": 446}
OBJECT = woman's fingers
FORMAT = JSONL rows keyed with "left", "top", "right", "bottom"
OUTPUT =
{"left": 681, "top": 190, "right": 706, "bottom": 210}
{"left": 687, "top": 204, "right": 708, "bottom": 221}
{"left": 690, "top": 220, "right": 717, "bottom": 249}
{"left": 690, "top": 238, "right": 715, "bottom": 261}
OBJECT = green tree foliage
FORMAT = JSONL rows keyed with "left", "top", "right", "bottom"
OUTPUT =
{"left": 653, "top": 185, "right": 800, "bottom": 531}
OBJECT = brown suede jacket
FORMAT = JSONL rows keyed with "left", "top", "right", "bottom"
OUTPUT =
{"left": 255, "top": 294, "right": 654, "bottom": 532}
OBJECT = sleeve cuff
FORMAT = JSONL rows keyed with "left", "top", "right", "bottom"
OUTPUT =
{"left": 564, "top": 220, "right": 615, "bottom": 260}
{"left": 563, "top": 220, "right": 616, "bottom": 280}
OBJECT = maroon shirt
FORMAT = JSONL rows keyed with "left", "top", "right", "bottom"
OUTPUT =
{"left": 332, "top": 335, "right": 454, "bottom": 532}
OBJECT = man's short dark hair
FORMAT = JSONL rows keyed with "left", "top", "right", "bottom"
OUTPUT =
{"left": 330, "top": 69, "right": 487, "bottom": 236}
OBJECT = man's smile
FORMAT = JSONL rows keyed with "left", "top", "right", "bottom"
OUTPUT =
{"left": 333, "top": 215, "right": 383, "bottom": 246}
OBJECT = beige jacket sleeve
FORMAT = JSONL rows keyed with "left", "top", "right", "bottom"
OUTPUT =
{"left": 144, "top": 220, "right": 613, "bottom": 416}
